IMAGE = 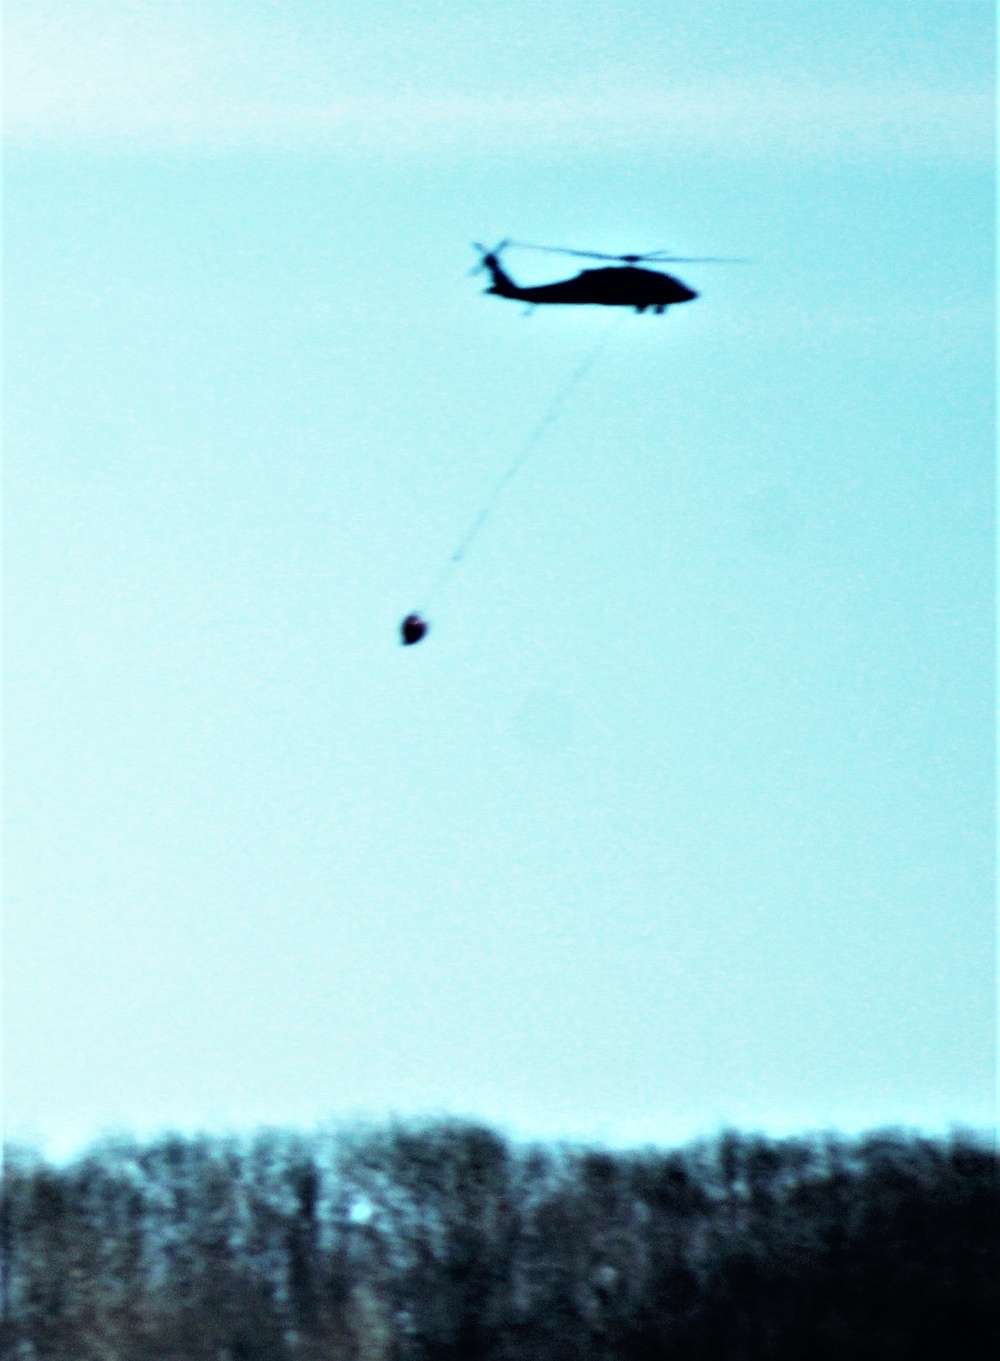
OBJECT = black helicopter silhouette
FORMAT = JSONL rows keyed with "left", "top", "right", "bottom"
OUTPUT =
{"left": 472, "top": 239, "right": 741, "bottom": 314}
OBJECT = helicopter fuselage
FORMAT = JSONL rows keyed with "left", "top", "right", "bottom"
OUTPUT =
{"left": 482, "top": 255, "right": 697, "bottom": 313}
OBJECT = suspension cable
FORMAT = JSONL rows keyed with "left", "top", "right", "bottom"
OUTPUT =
{"left": 413, "top": 312, "right": 625, "bottom": 616}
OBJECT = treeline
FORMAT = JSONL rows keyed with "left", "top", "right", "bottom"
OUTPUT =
{"left": 1, "top": 1122, "right": 996, "bottom": 1360}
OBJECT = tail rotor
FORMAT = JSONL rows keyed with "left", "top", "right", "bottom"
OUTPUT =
{"left": 468, "top": 239, "right": 510, "bottom": 276}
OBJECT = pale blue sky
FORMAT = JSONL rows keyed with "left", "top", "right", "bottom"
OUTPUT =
{"left": 3, "top": 1, "right": 995, "bottom": 1156}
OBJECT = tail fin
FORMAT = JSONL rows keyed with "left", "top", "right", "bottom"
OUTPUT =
{"left": 480, "top": 252, "right": 520, "bottom": 298}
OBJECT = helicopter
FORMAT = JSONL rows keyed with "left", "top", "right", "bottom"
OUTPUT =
{"left": 471, "top": 239, "right": 741, "bottom": 314}
{"left": 397, "top": 237, "right": 741, "bottom": 646}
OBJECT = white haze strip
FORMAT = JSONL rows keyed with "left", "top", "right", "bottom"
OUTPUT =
{"left": 3, "top": 4, "right": 991, "bottom": 161}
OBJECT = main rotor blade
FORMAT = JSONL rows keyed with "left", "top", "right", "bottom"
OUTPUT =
{"left": 642, "top": 253, "right": 749, "bottom": 264}
{"left": 508, "top": 241, "right": 747, "bottom": 265}
{"left": 508, "top": 241, "right": 630, "bottom": 261}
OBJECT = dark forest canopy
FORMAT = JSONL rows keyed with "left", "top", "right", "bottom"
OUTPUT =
{"left": 2, "top": 1122, "right": 997, "bottom": 1361}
